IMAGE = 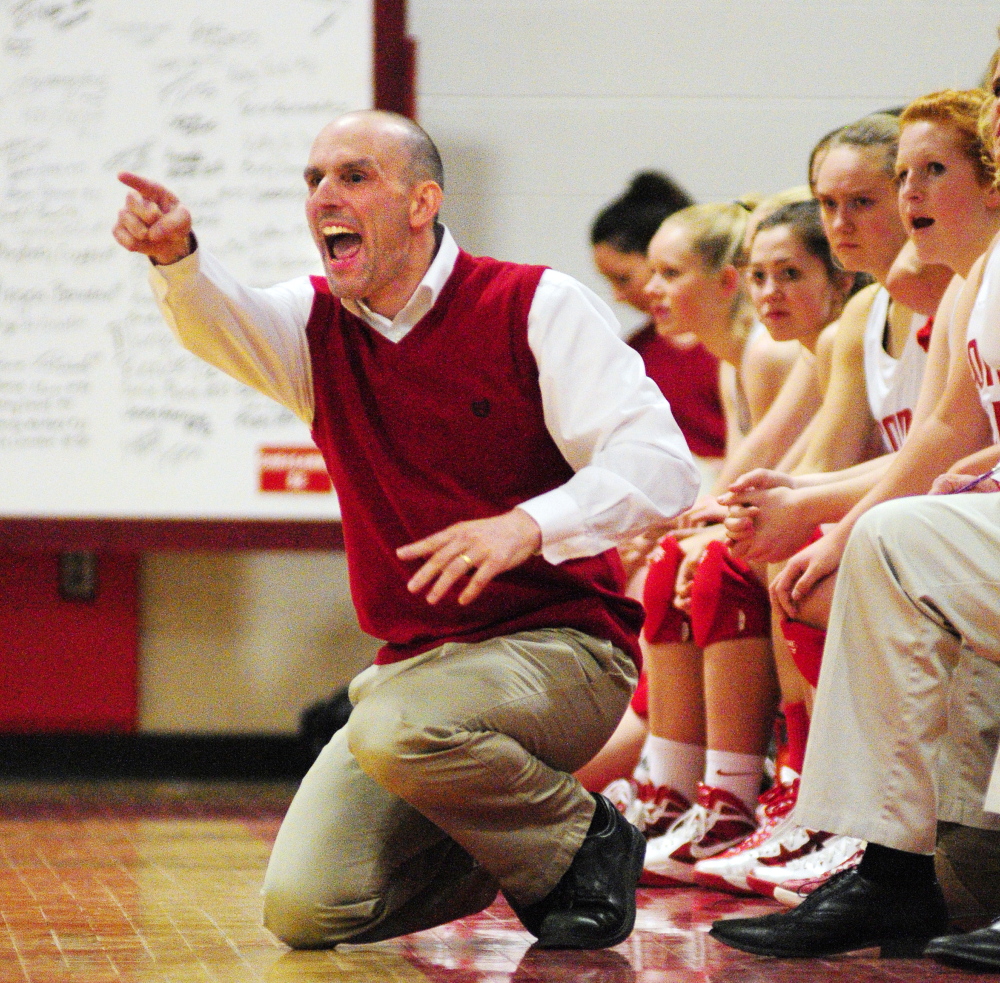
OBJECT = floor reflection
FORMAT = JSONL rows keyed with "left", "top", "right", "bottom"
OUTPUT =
{"left": 0, "top": 782, "right": 993, "bottom": 982}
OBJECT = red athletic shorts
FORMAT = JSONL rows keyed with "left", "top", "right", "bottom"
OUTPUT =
{"left": 779, "top": 526, "right": 826, "bottom": 687}
{"left": 630, "top": 670, "right": 649, "bottom": 718}
{"left": 641, "top": 536, "right": 692, "bottom": 644}
{"left": 688, "top": 539, "right": 770, "bottom": 647}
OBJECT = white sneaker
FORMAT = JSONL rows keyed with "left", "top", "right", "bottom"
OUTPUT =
{"left": 745, "top": 833, "right": 865, "bottom": 903}
{"left": 601, "top": 778, "right": 690, "bottom": 838}
{"left": 641, "top": 782, "right": 756, "bottom": 887}
{"left": 771, "top": 846, "right": 865, "bottom": 907}
{"left": 691, "top": 769, "right": 829, "bottom": 894}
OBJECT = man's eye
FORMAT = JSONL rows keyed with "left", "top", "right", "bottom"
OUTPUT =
{"left": 928, "top": 162, "right": 945, "bottom": 176}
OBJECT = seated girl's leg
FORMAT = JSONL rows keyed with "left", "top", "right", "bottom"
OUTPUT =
{"left": 689, "top": 544, "right": 778, "bottom": 811}
{"left": 575, "top": 704, "right": 648, "bottom": 793}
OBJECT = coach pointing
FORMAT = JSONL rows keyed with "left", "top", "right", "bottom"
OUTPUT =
{"left": 114, "top": 110, "right": 698, "bottom": 950}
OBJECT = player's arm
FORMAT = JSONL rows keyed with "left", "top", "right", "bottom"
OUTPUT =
{"left": 710, "top": 346, "right": 821, "bottom": 494}
{"left": 772, "top": 257, "right": 994, "bottom": 614}
{"left": 792, "top": 284, "right": 879, "bottom": 476}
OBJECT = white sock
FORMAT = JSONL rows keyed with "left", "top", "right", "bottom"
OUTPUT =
{"left": 704, "top": 749, "right": 764, "bottom": 813}
{"left": 640, "top": 735, "right": 704, "bottom": 802}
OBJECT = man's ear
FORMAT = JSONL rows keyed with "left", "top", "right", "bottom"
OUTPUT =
{"left": 410, "top": 181, "right": 444, "bottom": 230}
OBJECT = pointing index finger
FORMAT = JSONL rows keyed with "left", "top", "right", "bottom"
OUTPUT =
{"left": 118, "top": 172, "right": 179, "bottom": 212}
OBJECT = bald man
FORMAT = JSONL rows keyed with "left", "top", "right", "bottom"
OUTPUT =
{"left": 113, "top": 111, "right": 700, "bottom": 950}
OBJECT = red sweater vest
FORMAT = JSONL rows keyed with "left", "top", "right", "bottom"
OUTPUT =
{"left": 306, "top": 250, "right": 644, "bottom": 666}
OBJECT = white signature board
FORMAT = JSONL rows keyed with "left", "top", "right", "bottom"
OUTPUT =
{"left": 0, "top": 0, "right": 372, "bottom": 518}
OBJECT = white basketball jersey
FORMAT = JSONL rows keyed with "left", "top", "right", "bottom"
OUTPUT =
{"left": 863, "top": 286, "right": 928, "bottom": 452}
{"left": 966, "top": 243, "right": 1000, "bottom": 444}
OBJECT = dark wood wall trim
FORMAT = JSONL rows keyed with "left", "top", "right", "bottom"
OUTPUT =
{"left": 374, "top": 0, "right": 417, "bottom": 118}
{"left": 0, "top": 518, "right": 343, "bottom": 552}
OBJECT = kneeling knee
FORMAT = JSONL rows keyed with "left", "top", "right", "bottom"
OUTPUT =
{"left": 262, "top": 886, "right": 330, "bottom": 949}
{"left": 262, "top": 884, "right": 381, "bottom": 949}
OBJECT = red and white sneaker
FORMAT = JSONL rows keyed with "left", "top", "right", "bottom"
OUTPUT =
{"left": 601, "top": 777, "right": 644, "bottom": 828}
{"left": 641, "top": 782, "right": 756, "bottom": 887}
{"left": 745, "top": 833, "right": 865, "bottom": 903}
{"left": 691, "top": 768, "right": 829, "bottom": 895}
{"left": 635, "top": 783, "right": 692, "bottom": 838}
{"left": 601, "top": 778, "right": 690, "bottom": 838}
{"left": 772, "top": 846, "right": 865, "bottom": 907}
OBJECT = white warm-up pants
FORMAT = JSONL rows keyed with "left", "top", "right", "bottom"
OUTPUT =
{"left": 795, "top": 492, "right": 1000, "bottom": 855}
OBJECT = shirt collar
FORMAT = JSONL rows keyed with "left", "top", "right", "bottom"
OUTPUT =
{"left": 341, "top": 225, "right": 459, "bottom": 343}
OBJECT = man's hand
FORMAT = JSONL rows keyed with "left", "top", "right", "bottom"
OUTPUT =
{"left": 769, "top": 524, "right": 848, "bottom": 619}
{"left": 396, "top": 508, "right": 542, "bottom": 606}
{"left": 113, "top": 172, "right": 193, "bottom": 266}
{"left": 930, "top": 471, "right": 1000, "bottom": 495}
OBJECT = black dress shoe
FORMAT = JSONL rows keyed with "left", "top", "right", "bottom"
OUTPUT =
{"left": 709, "top": 867, "right": 949, "bottom": 958}
{"left": 510, "top": 793, "right": 646, "bottom": 949}
{"left": 926, "top": 917, "right": 1000, "bottom": 970}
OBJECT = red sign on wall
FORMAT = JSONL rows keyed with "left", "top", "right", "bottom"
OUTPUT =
{"left": 258, "top": 447, "right": 333, "bottom": 493}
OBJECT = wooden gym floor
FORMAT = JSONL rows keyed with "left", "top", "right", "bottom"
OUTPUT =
{"left": 0, "top": 781, "right": 992, "bottom": 982}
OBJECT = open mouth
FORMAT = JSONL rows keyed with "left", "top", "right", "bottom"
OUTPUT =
{"left": 911, "top": 217, "right": 934, "bottom": 230}
{"left": 321, "top": 224, "right": 363, "bottom": 262}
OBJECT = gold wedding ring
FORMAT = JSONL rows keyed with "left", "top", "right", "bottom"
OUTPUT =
{"left": 460, "top": 553, "right": 475, "bottom": 569}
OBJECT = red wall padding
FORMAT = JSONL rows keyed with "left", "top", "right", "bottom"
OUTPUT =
{"left": 0, "top": 553, "right": 139, "bottom": 733}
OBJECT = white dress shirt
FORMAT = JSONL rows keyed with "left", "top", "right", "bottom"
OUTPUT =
{"left": 149, "top": 227, "right": 699, "bottom": 562}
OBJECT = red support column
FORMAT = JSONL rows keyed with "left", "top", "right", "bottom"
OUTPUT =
{"left": 374, "top": 0, "right": 417, "bottom": 118}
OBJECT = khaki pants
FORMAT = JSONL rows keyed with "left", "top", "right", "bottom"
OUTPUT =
{"left": 262, "top": 627, "right": 636, "bottom": 948}
{"left": 795, "top": 493, "right": 1000, "bottom": 855}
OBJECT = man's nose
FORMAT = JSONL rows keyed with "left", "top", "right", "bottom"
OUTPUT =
{"left": 310, "top": 175, "right": 341, "bottom": 207}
